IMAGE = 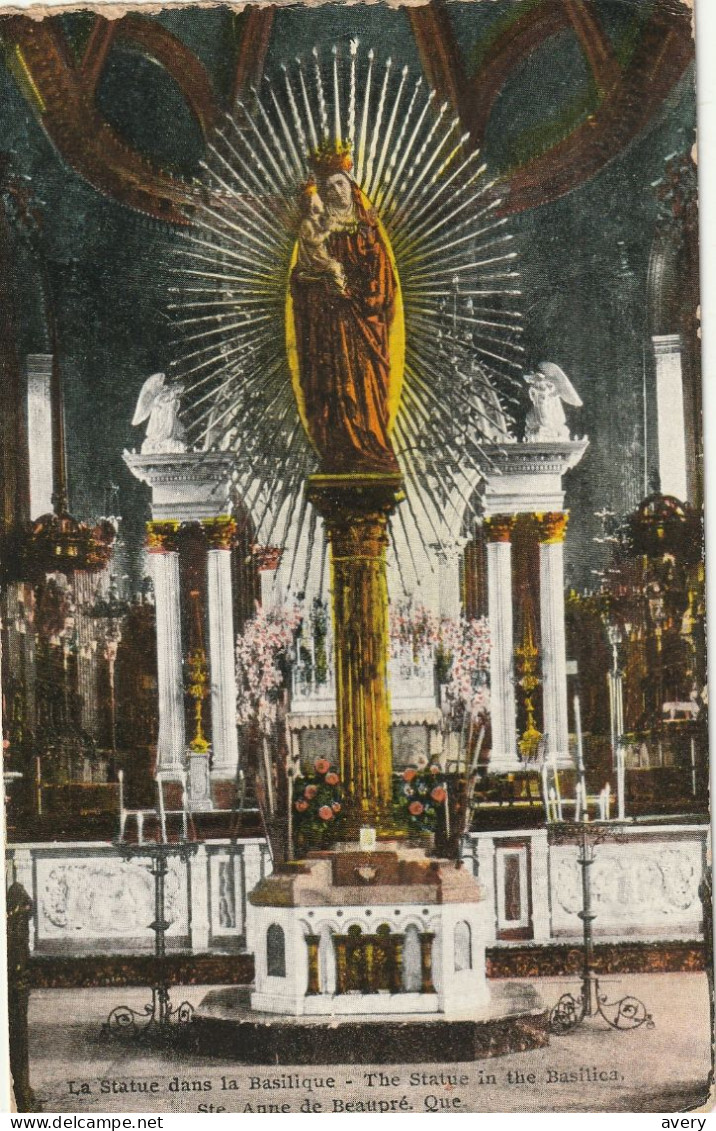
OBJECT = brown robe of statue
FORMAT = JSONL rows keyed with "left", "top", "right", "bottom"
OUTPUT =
{"left": 291, "top": 186, "right": 400, "bottom": 475}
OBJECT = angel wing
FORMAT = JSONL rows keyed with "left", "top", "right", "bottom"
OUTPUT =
{"left": 537, "top": 361, "right": 582, "bottom": 407}
{"left": 131, "top": 372, "right": 166, "bottom": 426}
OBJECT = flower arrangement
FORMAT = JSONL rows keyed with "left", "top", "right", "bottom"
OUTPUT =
{"left": 292, "top": 757, "right": 345, "bottom": 849}
{"left": 394, "top": 765, "right": 448, "bottom": 833}
{"left": 389, "top": 603, "right": 491, "bottom": 724}
{"left": 444, "top": 615, "right": 491, "bottom": 725}
{"left": 235, "top": 605, "right": 302, "bottom": 729}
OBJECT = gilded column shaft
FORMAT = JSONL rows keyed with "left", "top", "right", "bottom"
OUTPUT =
{"left": 308, "top": 474, "right": 402, "bottom": 834}
{"left": 330, "top": 513, "right": 392, "bottom": 822}
{"left": 305, "top": 935, "right": 321, "bottom": 996}
{"left": 335, "top": 938, "right": 348, "bottom": 994}
{"left": 419, "top": 931, "right": 435, "bottom": 994}
{"left": 391, "top": 936, "right": 404, "bottom": 993}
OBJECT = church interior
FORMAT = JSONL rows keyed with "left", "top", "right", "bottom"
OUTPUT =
{"left": 0, "top": 0, "right": 710, "bottom": 1081}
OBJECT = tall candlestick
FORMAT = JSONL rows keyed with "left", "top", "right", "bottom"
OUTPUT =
{"left": 574, "top": 694, "right": 588, "bottom": 822}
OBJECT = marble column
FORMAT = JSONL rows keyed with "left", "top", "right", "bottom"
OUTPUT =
{"left": 536, "top": 512, "right": 570, "bottom": 767}
{"left": 484, "top": 515, "right": 519, "bottom": 771}
{"left": 436, "top": 541, "right": 465, "bottom": 620}
{"left": 204, "top": 517, "right": 239, "bottom": 778}
{"left": 26, "top": 354, "right": 54, "bottom": 521}
{"left": 147, "top": 521, "right": 185, "bottom": 772}
{"left": 653, "top": 334, "right": 687, "bottom": 502}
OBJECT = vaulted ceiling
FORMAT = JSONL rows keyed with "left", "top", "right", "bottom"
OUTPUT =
{"left": 0, "top": 1, "right": 693, "bottom": 224}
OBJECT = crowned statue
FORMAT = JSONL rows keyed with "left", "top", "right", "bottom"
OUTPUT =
{"left": 290, "top": 141, "right": 399, "bottom": 475}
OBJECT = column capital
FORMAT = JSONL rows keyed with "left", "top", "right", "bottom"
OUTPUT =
{"left": 202, "top": 515, "right": 237, "bottom": 551}
{"left": 652, "top": 333, "right": 682, "bottom": 356}
{"left": 535, "top": 511, "right": 569, "bottom": 544}
{"left": 307, "top": 473, "right": 404, "bottom": 524}
{"left": 483, "top": 514, "right": 516, "bottom": 543}
{"left": 146, "top": 520, "right": 181, "bottom": 554}
{"left": 307, "top": 474, "right": 404, "bottom": 563}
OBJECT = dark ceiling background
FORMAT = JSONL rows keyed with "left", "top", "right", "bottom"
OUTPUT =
{"left": 0, "top": 1, "right": 697, "bottom": 590}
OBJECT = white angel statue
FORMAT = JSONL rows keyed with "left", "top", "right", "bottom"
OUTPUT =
{"left": 524, "top": 361, "right": 582, "bottom": 443}
{"left": 131, "top": 372, "right": 187, "bottom": 454}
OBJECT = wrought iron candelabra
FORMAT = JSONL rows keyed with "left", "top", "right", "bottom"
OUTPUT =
{"left": 549, "top": 821, "right": 654, "bottom": 1034}
{"left": 103, "top": 839, "right": 198, "bottom": 1040}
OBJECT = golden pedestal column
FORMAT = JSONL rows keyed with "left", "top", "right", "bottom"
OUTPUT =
{"left": 307, "top": 473, "right": 404, "bottom": 836}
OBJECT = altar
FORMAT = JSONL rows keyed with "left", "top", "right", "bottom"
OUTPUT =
{"left": 125, "top": 73, "right": 563, "bottom": 1060}
{"left": 246, "top": 840, "right": 490, "bottom": 1018}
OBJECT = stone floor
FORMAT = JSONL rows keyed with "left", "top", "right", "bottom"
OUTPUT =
{"left": 25, "top": 973, "right": 713, "bottom": 1113}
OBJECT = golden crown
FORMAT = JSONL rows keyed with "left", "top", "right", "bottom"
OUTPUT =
{"left": 308, "top": 139, "right": 353, "bottom": 178}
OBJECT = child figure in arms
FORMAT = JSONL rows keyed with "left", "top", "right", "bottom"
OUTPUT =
{"left": 296, "top": 181, "right": 348, "bottom": 296}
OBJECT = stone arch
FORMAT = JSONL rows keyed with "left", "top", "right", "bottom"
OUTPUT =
{"left": 344, "top": 918, "right": 368, "bottom": 935}
{"left": 315, "top": 915, "right": 341, "bottom": 935}
{"left": 398, "top": 914, "right": 424, "bottom": 933}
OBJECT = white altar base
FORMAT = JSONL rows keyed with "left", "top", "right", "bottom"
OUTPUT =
{"left": 246, "top": 841, "right": 491, "bottom": 1019}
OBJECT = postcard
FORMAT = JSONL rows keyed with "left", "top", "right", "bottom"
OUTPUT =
{"left": 1, "top": 0, "right": 712, "bottom": 1115}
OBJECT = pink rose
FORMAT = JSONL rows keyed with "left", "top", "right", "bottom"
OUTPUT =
{"left": 331, "top": 802, "right": 341, "bottom": 813}
{"left": 318, "top": 805, "right": 334, "bottom": 821}
{"left": 304, "top": 785, "right": 318, "bottom": 800}
{"left": 314, "top": 758, "right": 330, "bottom": 775}
{"left": 408, "top": 801, "right": 424, "bottom": 816}
{"left": 430, "top": 787, "right": 446, "bottom": 804}
{"left": 403, "top": 768, "right": 417, "bottom": 782}
{"left": 295, "top": 800, "right": 309, "bottom": 812}
{"left": 429, "top": 764, "right": 441, "bottom": 775}
{"left": 325, "top": 772, "right": 339, "bottom": 786}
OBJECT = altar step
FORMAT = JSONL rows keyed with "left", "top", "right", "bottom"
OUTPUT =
{"left": 187, "top": 983, "right": 549, "bottom": 1063}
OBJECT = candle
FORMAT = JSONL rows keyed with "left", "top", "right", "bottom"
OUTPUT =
{"left": 574, "top": 695, "right": 588, "bottom": 822}
{"left": 574, "top": 695, "right": 585, "bottom": 773}
{"left": 157, "top": 777, "right": 167, "bottom": 843}
{"left": 616, "top": 743, "right": 626, "bottom": 820}
{"left": 690, "top": 736, "right": 697, "bottom": 797}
